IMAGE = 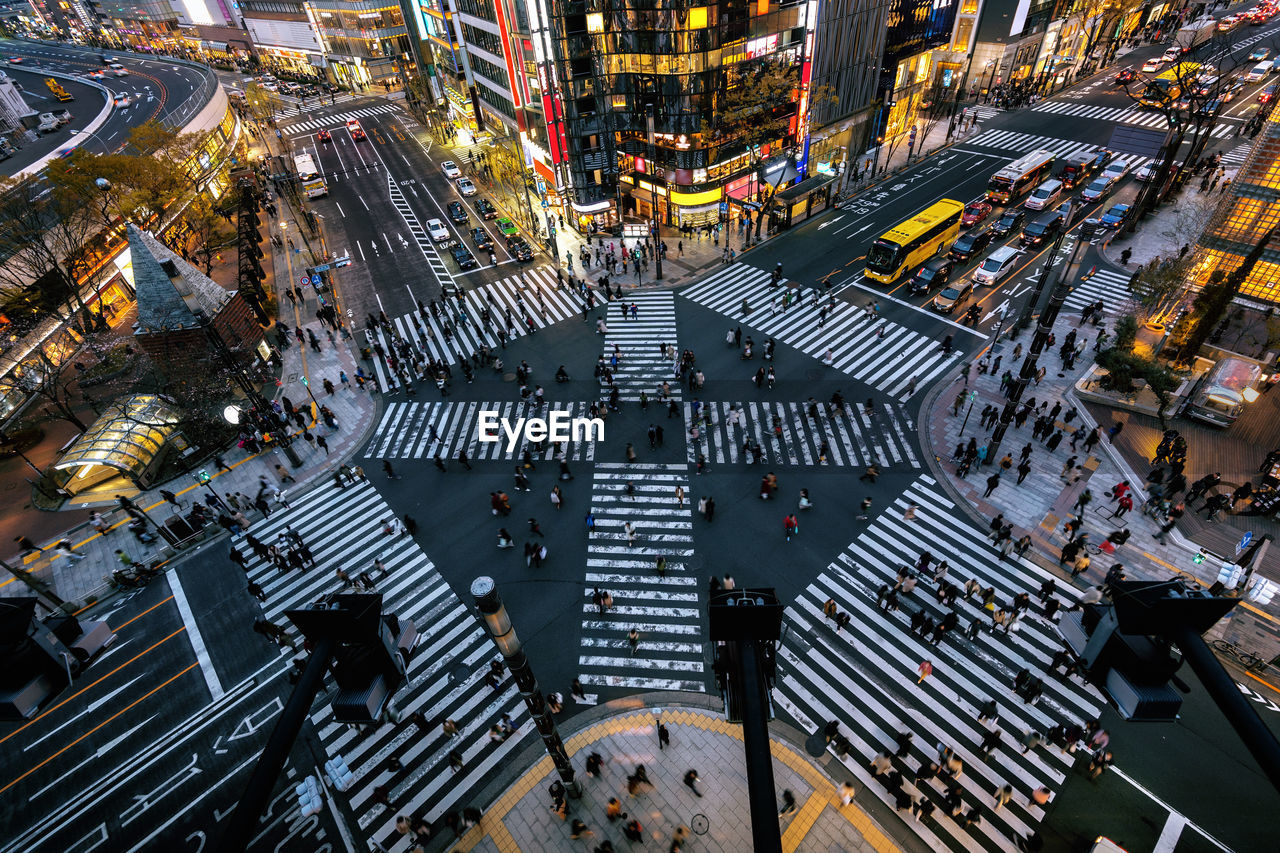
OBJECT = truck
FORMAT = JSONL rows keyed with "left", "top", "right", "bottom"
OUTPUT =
{"left": 37, "top": 113, "right": 60, "bottom": 133}
{"left": 1175, "top": 18, "right": 1218, "bottom": 53}
{"left": 45, "top": 77, "right": 72, "bottom": 101}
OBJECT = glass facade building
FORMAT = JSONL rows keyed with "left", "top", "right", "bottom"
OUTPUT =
{"left": 1188, "top": 111, "right": 1280, "bottom": 305}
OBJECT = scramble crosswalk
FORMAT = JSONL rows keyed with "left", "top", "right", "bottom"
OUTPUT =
{"left": 363, "top": 266, "right": 581, "bottom": 392}
{"left": 1030, "top": 100, "right": 1236, "bottom": 138}
{"left": 774, "top": 475, "right": 1105, "bottom": 853}
{"left": 683, "top": 400, "right": 919, "bottom": 468}
{"left": 579, "top": 463, "right": 704, "bottom": 693}
{"left": 366, "top": 400, "right": 598, "bottom": 462}
{"left": 1063, "top": 268, "right": 1134, "bottom": 318}
{"left": 600, "top": 290, "right": 682, "bottom": 402}
{"left": 963, "top": 130, "right": 1156, "bottom": 169}
{"left": 236, "top": 480, "right": 526, "bottom": 848}
{"left": 681, "top": 265, "right": 959, "bottom": 400}
{"left": 279, "top": 103, "right": 399, "bottom": 136}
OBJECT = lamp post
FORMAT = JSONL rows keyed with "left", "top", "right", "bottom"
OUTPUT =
{"left": 646, "top": 107, "right": 664, "bottom": 281}
{"left": 472, "top": 576, "right": 580, "bottom": 798}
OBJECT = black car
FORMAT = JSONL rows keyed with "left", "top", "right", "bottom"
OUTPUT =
{"left": 989, "top": 209, "right": 1025, "bottom": 238}
{"left": 471, "top": 227, "right": 493, "bottom": 251}
{"left": 475, "top": 198, "right": 498, "bottom": 219}
{"left": 1021, "top": 209, "right": 1065, "bottom": 246}
{"left": 450, "top": 245, "right": 478, "bottom": 270}
{"left": 507, "top": 235, "right": 533, "bottom": 261}
{"left": 908, "top": 257, "right": 955, "bottom": 295}
{"left": 448, "top": 201, "right": 469, "bottom": 224}
{"left": 948, "top": 229, "right": 992, "bottom": 263}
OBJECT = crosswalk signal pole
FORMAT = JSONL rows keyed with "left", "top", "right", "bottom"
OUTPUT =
{"left": 472, "top": 576, "right": 581, "bottom": 797}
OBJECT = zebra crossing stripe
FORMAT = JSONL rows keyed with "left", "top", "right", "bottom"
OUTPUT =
{"left": 966, "top": 130, "right": 1151, "bottom": 168}
{"left": 363, "top": 267, "right": 584, "bottom": 391}
{"left": 280, "top": 103, "right": 397, "bottom": 134}
{"left": 775, "top": 474, "right": 1105, "bottom": 852}
{"left": 365, "top": 401, "right": 599, "bottom": 461}
{"left": 1029, "top": 100, "right": 1235, "bottom": 138}
{"left": 600, "top": 291, "right": 682, "bottom": 402}
{"left": 1065, "top": 269, "right": 1134, "bottom": 317}
{"left": 1219, "top": 142, "right": 1253, "bottom": 168}
{"left": 681, "top": 265, "right": 957, "bottom": 400}
{"left": 685, "top": 400, "right": 919, "bottom": 468}
{"left": 578, "top": 464, "right": 705, "bottom": 692}
{"left": 236, "top": 480, "right": 526, "bottom": 841}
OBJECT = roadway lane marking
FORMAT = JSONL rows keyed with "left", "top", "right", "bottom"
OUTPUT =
{"left": 167, "top": 569, "right": 224, "bottom": 701}
{"left": 1111, "top": 766, "right": 1233, "bottom": 853}
{"left": 1153, "top": 812, "right": 1187, "bottom": 853}
{"left": 949, "top": 148, "right": 1012, "bottom": 158}
{"left": 838, "top": 276, "right": 985, "bottom": 336}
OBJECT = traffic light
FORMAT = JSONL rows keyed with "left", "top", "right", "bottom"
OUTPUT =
{"left": 1194, "top": 550, "right": 1206, "bottom": 564}
{"left": 196, "top": 469, "right": 211, "bottom": 485}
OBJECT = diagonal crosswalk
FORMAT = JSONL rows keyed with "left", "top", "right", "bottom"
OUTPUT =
{"left": 1030, "top": 100, "right": 1235, "bottom": 138}
{"left": 775, "top": 474, "right": 1104, "bottom": 853}
{"left": 279, "top": 103, "right": 399, "bottom": 135}
{"left": 681, "top": 265, "right": 959, "bottom": 400}
{"left": 963, "top": 130, "right": 1156, "bottom": 168}
{"left": 1064, "top": 268, "right": 1134, "bottom": 318}
{"left": 363, "top": 266, "right": 583, "bottom": 392}
{"left": 599, "top": 291, "right": 682, "bottom": 402}
{"left": 683, "top": 399, "right": 919, "bottom": 468}
{"left": 578, "top": 463, "right": 704, "bottom": 692}
{"left": 366, "top": 400, "right": 599, "bottom": 462}
{"left": 236, "top": 480, "right": 526, "bottom": 847}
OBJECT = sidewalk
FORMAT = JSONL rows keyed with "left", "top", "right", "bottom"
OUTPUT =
{"left": 445, "top": 703, "right": 901, "bottom": 853}
{"left": 1, "top": 122, "right": 380, "bottom": 610}
{"left": 915, "top": 255, "right": 1280, "bottom": 661}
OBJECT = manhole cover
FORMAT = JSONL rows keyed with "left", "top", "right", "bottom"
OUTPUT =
{"left": 687, "top": 553, "right": 706, "bottom": 571}
{"left": 806, "top": 368, "right": 822, "bottom": 380}
{"left": 691, "top": 814, "right": 710, "bottom": 835}
{"left": 503, "top": 373, "right": 516, "bottom": 382}
{"left": 448, "top": 661, "right": 470, "bottom": 684}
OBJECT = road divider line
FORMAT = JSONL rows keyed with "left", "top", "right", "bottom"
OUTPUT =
{"left": 1, "top": 662, "right": 199, "bottom": 796}
{"left": 167, "top": 569, "right": 224, "bottom": 701}
{"left": 839, "top": 276, "right": 985, "bottom": 336}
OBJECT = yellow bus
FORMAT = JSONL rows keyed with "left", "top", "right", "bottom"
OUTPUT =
{"left": 1139, "top": 62, "right": 1200, "bottom": 108}
{"left": 864, "top": 199, "right": 965, "bottom": 285}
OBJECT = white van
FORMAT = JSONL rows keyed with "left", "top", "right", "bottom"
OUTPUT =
{"left": 1246, "top": 61, "right": 1272, "bottom": 82}
{"left": 1024, "top": 178, "right": 1064, "bottom": 211}
{"left": 108, "top": 62, "right": 128, "bottom": 77}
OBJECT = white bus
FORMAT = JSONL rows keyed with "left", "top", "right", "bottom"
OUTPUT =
{"left": 986, "top": 149, "right": 1056, "bottom": 204}
{"left": 294, "top": 153, "right": 327, "bottom": 199}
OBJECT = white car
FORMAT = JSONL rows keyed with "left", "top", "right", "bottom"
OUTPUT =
{"left": 426, "top": 218, "right": 450, "bottom": 243}
{"left": 971, "top": 246, "right": 1022, "bottom": 286}
{"left": 1142, "top": 58, "right": 1163, "bottom": 72}
{"left": 113, "top": 94, "right": 130, "bottom": 107}
{"left": 1080, "top": 176, "right": 1115, "bottom": 203}
{"left": 441, "top": 161, "right": 461, "bottom": 179}
{"left": 1161, "top": 48, "right": 1180, "bottom": 62}
{"left": 1101, "top": 161, "right": 1129, "bottom": 182}
{"left": 456, "top": 177, "right": 477, "bottom": 196}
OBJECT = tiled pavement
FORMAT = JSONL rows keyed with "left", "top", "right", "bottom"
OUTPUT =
{"left": 449, "top": 705, "right": 901, "bottom": 853}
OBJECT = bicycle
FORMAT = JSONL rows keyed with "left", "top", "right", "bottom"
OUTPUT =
{"left": 1212, "top": 638, "right": 1267, "bottom": 672}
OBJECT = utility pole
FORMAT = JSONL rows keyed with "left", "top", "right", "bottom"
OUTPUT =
{"left": 985, "top": 202, "right": 1076, "bottom": 466}
{"left": 646, "top": 107, "right": 664, "bottom": 281}
{"left": 472, "top": 577, "right": 580, "bottom": 797}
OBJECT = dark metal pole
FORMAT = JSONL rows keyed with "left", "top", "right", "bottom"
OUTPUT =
{"left": 0, "top": 558, "right": 67, "bottom": 611}
{"left": 740, "top": 640, "right": 783, "bottom": 853}
{"left": 472, "top": 576, "right": 580, "bottom": 796}
{"left": 985, "top": 211, "right": 1075, "bottom": 468}
{"left": 1172, "top": 625, "right": 1280, "bottom": 791}
{"left": 218, "top": 634, "right": 335, "bottom": 852}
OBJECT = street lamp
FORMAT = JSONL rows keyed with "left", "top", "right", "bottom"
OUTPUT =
{"left": 646, "top": 107, "right": 664, "bottom": 281}
{"left": 472, "top": 576, "right": 581, "bottom": 798}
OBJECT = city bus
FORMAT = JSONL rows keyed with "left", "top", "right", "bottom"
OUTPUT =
{"left": 864, "top": 199, "right": 965, "bottom": 284}
{"left": 293, "top": 153, "right": 327, "bottom": 198}
{"left": 1140, "top": 62, "right": 1200, "bottom": 108}
{"left": 986, "top": 149, "right": 1056, "bottom": 204}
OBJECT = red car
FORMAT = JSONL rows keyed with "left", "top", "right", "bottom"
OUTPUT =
{"left": 1113, "top": 67, "right": 1136, "bottom": 85}
{"left": 961, "top": 201, "right": 993, "bottom": 227}
{"left": 317, "top": 129, "right": 331, "bottom": 142}
{"left": 1261, "top": 85, "right": 1278, "bottom": 104}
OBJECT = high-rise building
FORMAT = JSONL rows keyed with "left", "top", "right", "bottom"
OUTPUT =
{"left": 804, "top": 0, "right": 889, "bottom": 177}
{"left": 1185, "top": 110, "right": 1280, "bottom": 306}
{"left": 94, "top": 0, "right": 182, "bottom": 48}
{"left": 305, "top": 0, "right": 413, "bottom": 90}
{"left": 242, "top": 0, "right": 328, "bottom": 76}
{"left": 0, "top": 69, "right": 34, "bottom": 134}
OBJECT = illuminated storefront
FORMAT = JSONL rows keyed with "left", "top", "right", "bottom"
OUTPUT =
{"left": 1187, "top": 111, "right": 1280, "bottom": 304}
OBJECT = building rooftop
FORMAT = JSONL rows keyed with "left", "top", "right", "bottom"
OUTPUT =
{"left": 128, "top": 223, "right": 231, "bottom": 333}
